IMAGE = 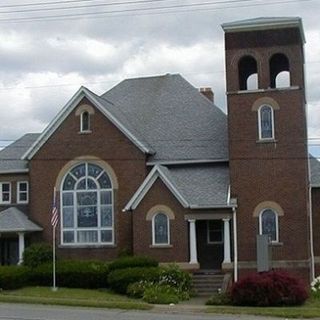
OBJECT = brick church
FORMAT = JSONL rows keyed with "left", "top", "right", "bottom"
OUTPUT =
{"left": 0, "top": 17, "right": 319, "bottom": 282}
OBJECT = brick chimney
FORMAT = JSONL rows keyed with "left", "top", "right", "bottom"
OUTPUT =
{"left": 199, "top": 87, "right": 214, "bottom": 102}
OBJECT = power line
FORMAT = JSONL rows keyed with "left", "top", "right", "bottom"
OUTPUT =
{"left": 0, "top": 0, "right": 313, "bottom": 23}
{"left": 0, "top": 0, "right": 177, "bottom": 14}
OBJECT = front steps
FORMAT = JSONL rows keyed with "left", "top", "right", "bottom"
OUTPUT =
{"left": 192, "top": 271, "right": 225, "bottom": 296}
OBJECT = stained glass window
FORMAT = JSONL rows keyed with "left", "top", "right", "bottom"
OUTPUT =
{"left": 61, "top": 162, "right": 113, "bottom": 245}
{"left": 259, "top": 105, "right": 274, "bottom": 139}
{"left": 153, "top": 213, "right": 169, "bottom": 245}
{"left": 260, "top": 209, "right": 278, "bottom": 242}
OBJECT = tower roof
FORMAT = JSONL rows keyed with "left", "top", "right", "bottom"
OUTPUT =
{"left": 222, "top": 17, "right": 305, "bottom": 43}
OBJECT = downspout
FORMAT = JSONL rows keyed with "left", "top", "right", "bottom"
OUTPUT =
{"left": 232, "top": 206, "right": 238, "bottom": 282}
{"left": 308, "top": 157, "right": 315, "bottom": 281}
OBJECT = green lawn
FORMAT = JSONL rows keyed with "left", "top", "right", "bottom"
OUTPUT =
{"left": 0, "top": 287, "right": 151, "bottom": 310}
{"left": 207, "top": 298, "right": 320, "bottom": 318}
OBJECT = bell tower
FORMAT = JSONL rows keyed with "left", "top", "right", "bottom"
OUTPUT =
{"left": 222, "top": 18, "right": 311, "bottom": 278}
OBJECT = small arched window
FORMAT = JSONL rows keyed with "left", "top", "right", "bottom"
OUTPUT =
{"left": 81, "top": 111, "right": 90, "bottom": 132}
{"left": 259, "top": 209, "right": 279, "bottom": 242}
{"left": 152, "top": 213, "right": 170, "bottom": 245}
{"left": 238, "top": 56, "right": 258, "bottom": 91}
{"left": 270, "top": 53, "right": 290, "bottom": 88}
{"left": 61, "top": 162, "right": 113, "bottom": 245}
{"left": 258, "top": 105, "right": 274, "bottom": 140}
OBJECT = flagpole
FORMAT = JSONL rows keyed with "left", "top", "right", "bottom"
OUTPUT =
{"left": 52, "top": 187, "right": 57, "bottom": 292}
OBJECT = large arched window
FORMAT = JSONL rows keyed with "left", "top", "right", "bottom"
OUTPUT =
{"left": 152, "top": 213, "right": 170, "bottom": 245}
{"left": 258, "top": 105, "right": 274, "bottom": 140}
{"left": 259, "top": 208, "right": 279, "bottom": 243}
{"left": 61, "top": 162, "right": 113, "bottom": 245}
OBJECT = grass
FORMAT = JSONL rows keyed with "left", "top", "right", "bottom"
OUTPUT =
{"left": 0, "top": 287, "right": 151, "bottom": 310}
{"left": 206, "top": 297, "right": 320, "bottom": 318}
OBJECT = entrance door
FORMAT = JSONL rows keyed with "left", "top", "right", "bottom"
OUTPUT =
{"left": 196, "top": 220, "right": 224, "bottom": 270}
{"left": 0, "top": 238, "right": 19, "bottom": 265}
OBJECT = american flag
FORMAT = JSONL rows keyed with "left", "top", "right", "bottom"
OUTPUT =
{"left": 51, "top": 189, "right": 59, "bottom": 228}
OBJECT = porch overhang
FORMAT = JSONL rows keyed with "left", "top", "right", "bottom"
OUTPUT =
{"left": 0, "top": 207, "right": 42, "bottom": 233}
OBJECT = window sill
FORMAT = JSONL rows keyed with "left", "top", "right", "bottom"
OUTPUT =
{"left": 78, "top": 130, "right": 92, "bottom": 135}
{"left": 58, "top": 244, "right": 116, "bottom": 249}
{"left": 270, "top": 242, "right": 283, "bottom": 247}
{"left": 149, "top": 244, "right": 173, "bottom": 249}
{"left": 256, "top": 139, "right": 277, "bottom": 144}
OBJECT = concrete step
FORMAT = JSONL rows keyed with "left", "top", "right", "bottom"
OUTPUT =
{"left": 191, "top": 272, "right": 225, "bottom": 296}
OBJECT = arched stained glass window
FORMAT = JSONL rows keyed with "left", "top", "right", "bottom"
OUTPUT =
{"left": 81, "top": 111, "right": 90, "bottom": 132}
{"left": 259, "top": 208, "right": 279, "bottom": 242}
{"left": 152, "top": 213, "right": 169, "bottom": 245}
{"left": 258, "top": 105, "right": 274, "bottom": 140}
{"left": 61, "top": 163, "right": 113, "bottom": 245}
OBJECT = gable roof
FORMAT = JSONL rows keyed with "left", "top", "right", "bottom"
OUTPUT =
{"left": 0, "top": 207, "right": 42, "bottom": 233}
{"left": 102, "top": 74, "right": 228, "bottom": 162}
{"left": 23, "top": 86, "right": 154, "bottom": 160}
{"left": 0, "top": 133, "right": 39, "bottom": 173}
{"left": 124, "top": 163, "right": 231, "bottom": 211}
{"left": 310, "top": 155, "right": 320, "bottom": 187}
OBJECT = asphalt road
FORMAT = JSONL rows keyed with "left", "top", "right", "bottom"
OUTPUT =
{"left": 0, "top": 303, "right": 284, "bottom": 320}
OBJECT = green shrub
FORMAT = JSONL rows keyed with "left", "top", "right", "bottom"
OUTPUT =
{"left": 0, "top": 266, "right": 30, "bottom": 290}
{"left": 127, "top": 280, "right": 153, "bottom": 298}
{"left": 311, "top": 275, "right": 320, "bottom": 299}
{"left": 206, "top": 292, "right": 231, "bottom": 305}
{"left": 108, "top": 267, "right": 161, "bottom": 294}
{"left": 108, "top": 256, "right": 158, "bottom": 272}
{"left": 23, "top": 243, "right": 53, "bottom": 268}
{"left": 159, "top": 264, "right": 192, "bottom": 293}
{"left": 143, "top": 284, "right": 180, "bottom": 304}
{"left": 30, "top": 260, "right": 109, "bottom": 288}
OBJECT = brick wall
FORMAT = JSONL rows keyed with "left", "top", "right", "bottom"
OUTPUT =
{"left": 28, "top": 98, "right": 147, "bottom": 261}
{"left": 225, "top": 26, "right": 310, "bottom": 275}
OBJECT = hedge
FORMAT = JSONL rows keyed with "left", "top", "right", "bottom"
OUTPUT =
{"left": 30, "top": 260, "right": 110, "bottom": 288}
{"left": 0, "top": 266, "right": 30, "bottom": 290}
{"left": 23, "top": 243, "right": 53, "bottom": 268}
{"left": 108, "top": 256, "right": 158, "bottom": 272}
{"left": 108, "top": 267, "right": 161, "bottom": 294}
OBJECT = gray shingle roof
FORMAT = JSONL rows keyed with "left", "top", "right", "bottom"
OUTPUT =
{"left": 125, "top": 163, "right": 230, "bottom": 210}
{"left": 0, "top": 207, "right": 42, "bottom": 232}
{"left": 164, "top": 164, "right": 230, "bottom": 208}
{"left": 0, "top": 133, "right": 40, "bottom": 172}
{"left": 101, "top": 74, "right": 228, "bottom": 161}
{"left": 310, "top": 155, "right": 320, "bottom": 187}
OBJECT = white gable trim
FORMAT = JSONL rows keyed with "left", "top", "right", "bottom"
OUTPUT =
{"left": 22, "top": 87, "right": 152, "bottom": 160}
{"left": 124, "top": 165, "right": 189, "bottom": 211}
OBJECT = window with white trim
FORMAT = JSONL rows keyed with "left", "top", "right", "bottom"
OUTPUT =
{"left": 152, "top": 212, "right": 170, "bottom": 245}
{"left": 80, "top": 111, "right": 90, "bottom": 132}
{"left": 207, "top": 220, "right": 223, "bottom": 244}
{"left": 17, "top": 181, "right": 28, "bottom": 204}
{"left": 258, "top": 105, "right": 274, "bottom": 140}
{"left": 61, "top": 162, "right": 113, "bottom": 245}
{"left": 259, "top": 208, "right": 279, "bottom": 242}
{"left": 0, "top": 182, "right": 11, "bottom": 204}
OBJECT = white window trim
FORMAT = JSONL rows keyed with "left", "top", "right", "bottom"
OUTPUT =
{"left": 207, "top": 220, "right": 224, "bottom": 244}
{"left": 17, "top": 181, "right": 29, "bottom": 204}
{"left": 258, "top": 104, "right": 275, "bottom": 140}
{"left": 0, "top": 182, "right": 11, "bottom": 204}
{"left": 259, "top": 208, "right": 279, "bottom": 243}
{"left": 80, "top": 111, "right": 91, "bottom": 133}
{"left": 152, "top": 212, "right": 170, "bottom": 246}
{"left": 60, "top": 163, "right": 114, "bottom": 246}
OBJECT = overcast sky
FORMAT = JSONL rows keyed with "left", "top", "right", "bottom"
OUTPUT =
{"left": 0, "top": 0, "right": 319, "bottom": 154}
